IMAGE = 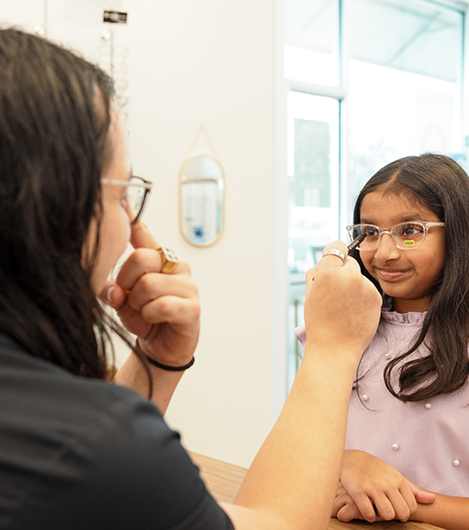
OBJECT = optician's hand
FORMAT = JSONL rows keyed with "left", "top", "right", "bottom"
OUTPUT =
{"left": 336, "top": 450, "right": 436, "bottom": 523}
{"left": 303, "top": 241, "right": 382, "bottom": 364}
{"left": 100, "top": 220, "right": 200, "bottom": 368}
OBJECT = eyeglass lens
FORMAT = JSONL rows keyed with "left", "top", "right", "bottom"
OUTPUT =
{"left": 351, "top": 222, "right": 426, "bottom": 250}
{"left": 126, "top": 177, "right": 148, "bottom": 224}
{"left": 127, "top": 186, "right": 145, "bottom": 223}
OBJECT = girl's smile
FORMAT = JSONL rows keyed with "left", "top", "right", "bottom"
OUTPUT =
{"left": 376, "top": 268, "right": 410, "bottom": 281}
{"left": 359, "top": 190, "right": 446, "bottom": 313}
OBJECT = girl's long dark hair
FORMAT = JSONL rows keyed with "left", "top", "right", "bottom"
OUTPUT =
{"left": 0, "top": 28, "right": 143, "bottom": 379}
{"left": 352, "top": 153, "right": 469, "bottom": 402}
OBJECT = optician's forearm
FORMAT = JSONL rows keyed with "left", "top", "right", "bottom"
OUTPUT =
{"left": 224, "top": 348, "right": 359, "bottom": 530}
{"left": 413, "top": 493, "right": 469, "bottom": 530}
{"left": 222, "top": 242, "right": 382, "bottom": 529}
{"left": 114, "top": 351, "right": 183, "bottom": 415}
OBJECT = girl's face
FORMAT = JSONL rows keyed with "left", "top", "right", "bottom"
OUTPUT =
{"left": 87, "top": 105, "right": 132, "bottom": 294}
{"left": 359, "top": 190, "right": 446, "bottom": 313}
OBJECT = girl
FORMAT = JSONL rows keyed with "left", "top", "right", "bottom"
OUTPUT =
{"left": 0, "top": 28, "right": 382, "bottom": 530}
{"left": 315, "top": 153, "right": 469, "bottom": 529}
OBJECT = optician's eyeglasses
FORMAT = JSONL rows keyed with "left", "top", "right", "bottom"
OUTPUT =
{"left": 101, "top": 176, "right": 152, "bottom": 224}
{"left": 346, "top": 221, "right": 445, "bottom": 251}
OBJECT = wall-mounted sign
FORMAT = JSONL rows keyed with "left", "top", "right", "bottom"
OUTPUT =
{"left": 103, "top": 11, "right": 128, "bottom": 24}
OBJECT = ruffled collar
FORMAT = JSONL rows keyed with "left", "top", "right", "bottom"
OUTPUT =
{"left": 381, "top": 297, "right": 426, "bottom": 325}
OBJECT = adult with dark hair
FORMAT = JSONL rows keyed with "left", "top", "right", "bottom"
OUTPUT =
{"left": 0, "top": 28, "right": 382, "bottom": 529}
{"left": 297, "top": 153, "right": 469, "bottom": 529}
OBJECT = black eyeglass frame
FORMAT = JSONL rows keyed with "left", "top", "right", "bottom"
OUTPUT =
{"left": 100, "top": 176, "right": 152, "bottom": 224}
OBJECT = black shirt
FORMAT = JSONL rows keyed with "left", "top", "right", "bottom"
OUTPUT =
{"left": 0, "top": 333, "right": 234, "bottom": 529}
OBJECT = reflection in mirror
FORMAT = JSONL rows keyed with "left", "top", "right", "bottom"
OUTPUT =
{"left": 179, "top": 155, "right": 225, "bottom": 247}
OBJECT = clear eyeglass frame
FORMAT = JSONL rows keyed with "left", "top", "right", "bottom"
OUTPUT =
{"left": 346, "top": 221, "right": 445, "bottom": 251}
{"left": 101, "top": 176, "right": 152, "bottom": 224}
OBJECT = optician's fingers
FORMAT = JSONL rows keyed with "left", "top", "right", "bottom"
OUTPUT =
{"left": 305, "top": 264, "right": 318, "bottom": 283}
{"left": 305, "top": 240, "right": 345, "bottom": 285}
{"left": 316, "top": 240, "right": 348, "bottom": 268}
{"left": 116, "top": 220, "right": 191, "bottom": 287}
{"left": 130, "top": 220, "right": 161, "bottom": 250}
{"left": 305, "top": 241, "right": 360, "bottom": 285}
{"left": 140, "top": 295, "right": 200, "bottom": 325}
{"left": 116, "top": 250, "right": 191, "bottom": 291}
{"left": 126, "top": 273, "right": 198, "bottom": 312}
{"left": 98, "top": 279, "right": 127, "bottom": 310}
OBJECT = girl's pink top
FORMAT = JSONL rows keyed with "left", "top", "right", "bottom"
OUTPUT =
{"left": 294, "top": 303, "right": 469, "bottom": 496}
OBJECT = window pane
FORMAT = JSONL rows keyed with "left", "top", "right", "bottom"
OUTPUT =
{"left": 288, "top": 91, "right": 340, "bottom": 272}
{"left": 285, "top": 0, "right": 340, "bottom": 86}
{"left": 287, "top": 91, "right": 340, "bottom": 389}
{"left": 347, "top": 0, "right": 464, "bottom": 219}
{"left": 351, "top": 0, "right": 463, "bottom": 83}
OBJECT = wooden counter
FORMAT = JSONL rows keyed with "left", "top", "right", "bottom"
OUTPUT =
{"left": 188, "top": 451, "right": 445, "bottom": 530}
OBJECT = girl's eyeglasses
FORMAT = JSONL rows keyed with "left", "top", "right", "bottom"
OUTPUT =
{"left": 346, "top": 221, "right": 445, "bottom": 251}
{"left": 101, "top": 176, "right": 152, "bottom": 224}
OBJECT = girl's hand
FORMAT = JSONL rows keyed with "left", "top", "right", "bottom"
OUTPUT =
{"left": 100, "top": 221, "right": 200, "bottom": 367}
{"left": 339, "top": 450, "right": 436, "bottom": 522}
{"left": 332, "top": 483, "right": 367, "bottom": 522}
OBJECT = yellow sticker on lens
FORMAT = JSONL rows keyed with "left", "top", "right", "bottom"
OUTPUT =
{"left": 404, "top": 240, "right": 415, "bottom": 247}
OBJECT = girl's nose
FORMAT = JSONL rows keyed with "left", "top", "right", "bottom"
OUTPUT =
{"left": 374, "top": 232, "right": 401, "bottom": 262}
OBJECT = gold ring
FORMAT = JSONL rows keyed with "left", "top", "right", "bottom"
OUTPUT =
{"left": 156, "top": 247, "right": 179, "bottom": 274}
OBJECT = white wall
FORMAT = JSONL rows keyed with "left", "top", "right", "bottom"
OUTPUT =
{"left": 123, "top": 0, "right": 278, "bottom": 468}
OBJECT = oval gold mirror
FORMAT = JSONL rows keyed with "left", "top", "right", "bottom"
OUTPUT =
{"left": 179, "top": 155, "right": 225, "bottom": 247}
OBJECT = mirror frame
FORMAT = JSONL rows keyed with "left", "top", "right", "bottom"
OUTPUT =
{"left": 179, "top": 154, "right": 225, "bottom": 247}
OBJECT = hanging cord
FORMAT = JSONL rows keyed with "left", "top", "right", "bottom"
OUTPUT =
{"left": 184, "top": 123, "right": 220, "bottom": 161}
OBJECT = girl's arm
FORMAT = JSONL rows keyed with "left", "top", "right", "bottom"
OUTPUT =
{"left": 412, "top": 494, "right": 469, "bottom": 530}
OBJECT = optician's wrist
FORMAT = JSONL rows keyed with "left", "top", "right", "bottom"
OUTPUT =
{"left": 135, "top": 338, "right": 195, "bottom": 371}
{"left": 144, "top": 354, "right": 195, "bottom": 371}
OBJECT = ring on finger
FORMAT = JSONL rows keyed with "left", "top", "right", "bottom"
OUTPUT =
{"left": 156, "top": 246, "right": 179, "bottom": 274}
{"left": 322, "top": 248, "right": 346, "bottom": 263}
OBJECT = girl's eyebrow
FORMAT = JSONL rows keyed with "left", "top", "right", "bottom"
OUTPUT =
{"left": 399, "top": 214, "right": 428, "bottom": 222}
{"left": 360, "top": 214, "right": 430, "bottom": 225}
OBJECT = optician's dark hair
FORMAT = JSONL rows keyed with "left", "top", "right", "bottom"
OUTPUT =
{"left": 351, "top": 153, "right": 469, "bottom": 401}
{"left": 0, "top": 28, "right": 140, "bottom": 379}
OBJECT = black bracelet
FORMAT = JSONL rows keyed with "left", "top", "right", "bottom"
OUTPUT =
{"left": 145, "top": 354, "right": 195, "bottom": 372}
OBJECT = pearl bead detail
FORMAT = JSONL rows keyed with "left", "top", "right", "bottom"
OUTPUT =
{"left": 362, "top": 395, "right": 368, "bottom": 401}
{"left": 425, "top": 402, "right": 432, "bottom": 409}
{"left": 385, "top": 353, "right": 391, "bottom": 359}
{"left": 453, "top": 460, "right": 461, "bottom": 467}
{"left": 392, "top": 443, "right": 399, "bottom": 451}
